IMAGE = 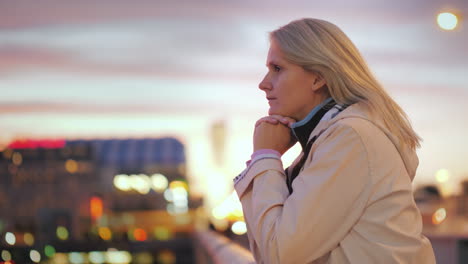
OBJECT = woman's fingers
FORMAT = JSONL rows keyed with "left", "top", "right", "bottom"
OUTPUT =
{"left": 255, "top": 115, "right": 296, "bottom": 128}
{"left": 268, "top": 115, "right": 296, "bottom": 127}
{"left": 255, "top": 116, "right": 279, "bottom": 127}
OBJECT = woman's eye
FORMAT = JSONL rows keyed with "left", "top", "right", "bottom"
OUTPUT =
{"left": 273, "top": 65, "right": 281, "bottom": 72}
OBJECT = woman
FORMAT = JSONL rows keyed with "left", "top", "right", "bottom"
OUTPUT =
{"left": 233, "top": 18, "right": 436, "bottom": 263}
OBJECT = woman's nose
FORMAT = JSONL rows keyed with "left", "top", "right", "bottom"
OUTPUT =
{"left": 258, "top": 75, "right": 272, "bottom": 91}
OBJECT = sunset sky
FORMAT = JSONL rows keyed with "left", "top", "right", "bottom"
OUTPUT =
{"left": 0, "top": 0, "right": 467, "bottom": 206}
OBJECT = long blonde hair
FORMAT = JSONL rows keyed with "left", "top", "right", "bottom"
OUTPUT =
{"left": 271, "top": 18, "right": 421, "bottom": 149}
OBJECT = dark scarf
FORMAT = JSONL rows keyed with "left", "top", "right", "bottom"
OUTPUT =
{"left": 286, "top": 98, "right": 343, "bottom": 194}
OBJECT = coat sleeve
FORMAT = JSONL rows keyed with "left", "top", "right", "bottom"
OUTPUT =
{"left": 235, "top": 123, "right": 372, "bottom": 263}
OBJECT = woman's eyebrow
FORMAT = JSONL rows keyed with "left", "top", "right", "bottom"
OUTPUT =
{"left": 266, "top": 60, "right": 281, "bottom": 67}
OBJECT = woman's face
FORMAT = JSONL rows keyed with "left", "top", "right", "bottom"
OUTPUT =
{"left": 259, "top": 39, "right": 327, "bottom": 121}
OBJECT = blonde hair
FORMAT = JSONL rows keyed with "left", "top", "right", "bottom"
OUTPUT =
{"left": 271, "top": 18, "right": 421, "bottom": 149}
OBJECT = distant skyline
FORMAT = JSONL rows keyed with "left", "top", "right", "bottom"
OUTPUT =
{"left": 1, "top": 0, "right": 467, "bottom": 205}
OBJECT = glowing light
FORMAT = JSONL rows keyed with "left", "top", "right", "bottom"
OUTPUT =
{"left": 212, "top": 191, "right": 244, "bottom": 221}
{"left": 113, "top": 174, "right": 131, "bottom": 191}
{"left": 24, "top": 232, "right": 34, "bottom": 246}
{"left": 44, "top": 245, "right": 56, "bottom": 258}
{"left": 436, "top": 169, "right": 450, "bottom": 183}
{"left": 153, "top": 227, "right": 171, "bottom": 241}
{"left": 90, "top": 196, "right": 104, "bottom": 220}
{"left": 133, "top": 252, "right": 153, "bottom": 264}
{"left": 89, "top": 251, "right": 105, "bottom": 264}
{"left": 212, "top": 206, "right": 228, "bottom": 220}
{"left": 65, "top": 159, "right": 78, "bottom": 173}
{"left": 30, "top": 250, "right": 41, "bottom": 263}
{"left": 1, "top": 250, "right": 12, "bottom": 261}
{"left": 105, "top": 250, "right": 132, "bottom": 264}
{"left": 56, "top": 226, "right": 69, "bottom": 240}
{"left": 12, "top": 152, "right": 22, "bottom": 166}
{"left": 69, "top": 252, "right": 85, "bottom": 264}
{"left": 2, "top": 148, "right": 13, "bottom": 159}
{"left": 164, "top": 189, "right": 173, "bottom": 202}
{"left": 52, "top": 253, "right": 68, "bottom": 264}
{"left": 157, "top": 250, "right": 176, "bottom": 264}
{"left": 137, "top": 174, "right": 151, "bottom": 194}
{"left": 166, "top": 203, "right": 188, "bottom": 215}
{"left": 231, "top": 221, "right": 248, "bottom": 235}
{"left": 5, "top": 232, "right": 16, "bottom": 245}
{"left": 432, "top": 208, "right": 447, "bottom": 225}
{"left": 130, "top": 174, "right": 151, "bottom": 194}
{"left": 169, "top": 180, "right": 189, "bottom": 191}
{"left": 151, "top": 173, "right": 169, "bottom": 193}
{"left": 98, "top": 227, "right": 112, "bottom": 241}
{"left": 211, "top": 218, "right": 229, "bottom": 232}
{"left": 171, "top": 186, "right": 189, "bottom": 213}
{"left": 437, "top": 12, "right": 459, "bottom": 30}
{"left": 133, "top": 228, "right": 148, "bottom": 241}
{"left": 172, "top": 187, "right": 188, "bottom": 199}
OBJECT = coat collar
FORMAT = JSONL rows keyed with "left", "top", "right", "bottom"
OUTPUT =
{"left": 291, "top": 98, "right": 336, "bottom": 150}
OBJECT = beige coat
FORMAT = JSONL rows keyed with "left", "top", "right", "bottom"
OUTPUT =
{"left": 235, "top": 102, "right": 436, "bottom": 263}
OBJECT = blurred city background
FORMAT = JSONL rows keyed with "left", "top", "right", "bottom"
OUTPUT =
{"left": 0, "top": 0, "right": 467, "bottom": 263}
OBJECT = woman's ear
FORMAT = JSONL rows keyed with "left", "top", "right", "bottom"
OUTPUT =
{"left": 311, "top": 75, "right": 327, "bottom": 92}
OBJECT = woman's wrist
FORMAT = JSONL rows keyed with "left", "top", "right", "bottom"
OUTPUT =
{"left": 251, "top": 149, "right": 282, "bottom": 159}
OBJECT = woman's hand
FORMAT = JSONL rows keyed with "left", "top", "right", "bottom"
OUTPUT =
{"left": 253, "top": 115, "right": 297, "bottom": 155}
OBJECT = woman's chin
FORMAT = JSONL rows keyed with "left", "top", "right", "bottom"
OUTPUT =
{"left": 268, "top": 108, "right": 285, "bottom": 117}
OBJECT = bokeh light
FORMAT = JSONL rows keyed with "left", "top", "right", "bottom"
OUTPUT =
{"left": 133, "top": 228, "right": 148, "bottom": 241}
{"left": 432, "top": 207, "right": 447, "bottom": 225}
{"left": 12, "top": 152, "right": 22, "bottom": 166}
{"left": 2, "top": 148, "right": 13, "bottom": 159}
{"left": 30, "top": 250, "right": 41, "bottom": 263}
{"left": 24, "top": 232, "right": 35, "bottom": 246}
{"left": 89, "top": 251, "right": 105, "bottom": 264}
{"left": 114, "top": 174, "right": 131, "bottom": 191}
{"left": 90, "top": 196, "right": 104, "bottom": 220}
{"left": 212, "top": 190, "right": 243, "bottom": 221}
{"left": 69, "top": 252, "right": 86, "bottom": 264}
{"left": 130, "top": 174, "right": 151, "bottom": 194}
{"left": 231, "top": 221, "right": 247, "bottom": 235}
{"left": 56, "top": 226, "right": 69, "bottom": 240}
{"left": 436, "top": 169, "right": 450, "bottom": 183}
{"left": 105, "top": 250, "right": 132, "bottom": 264}
{"left": 153, "top": 226, "right": 171, "bottom": 241}
{"left": 5, "top": 232, "right": 16, "bottom": 245}
{"left": 169, "top": 180, "right": 189, "bottom": 191}
{"left": 133, "top": 252, "right": 153, "bottom": 264}
{"left": 151, "top": 173, "right": 169, "bottom": 193}
{"left": 65, "top": 159, "right": 78, "bottom": 173}
{"left": 1, "top": 250, "right": 12, "bottom": 261}
{"left": 44, "top": 245, "right": 56, "bottom": 258}
{"left": 98, "top": 227, "right": 112, "bottom": 241}
{"left": 52, "top": 253, "right": 68, "bottom": 264}
{"left": 437, "top": 12, "right": 459, "bottom": 30}
{"left": 157, "top": 250, "right": 176, "bottom": 264}
{"left": 164, "top": 188, "right": 173, "bottom": 202}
